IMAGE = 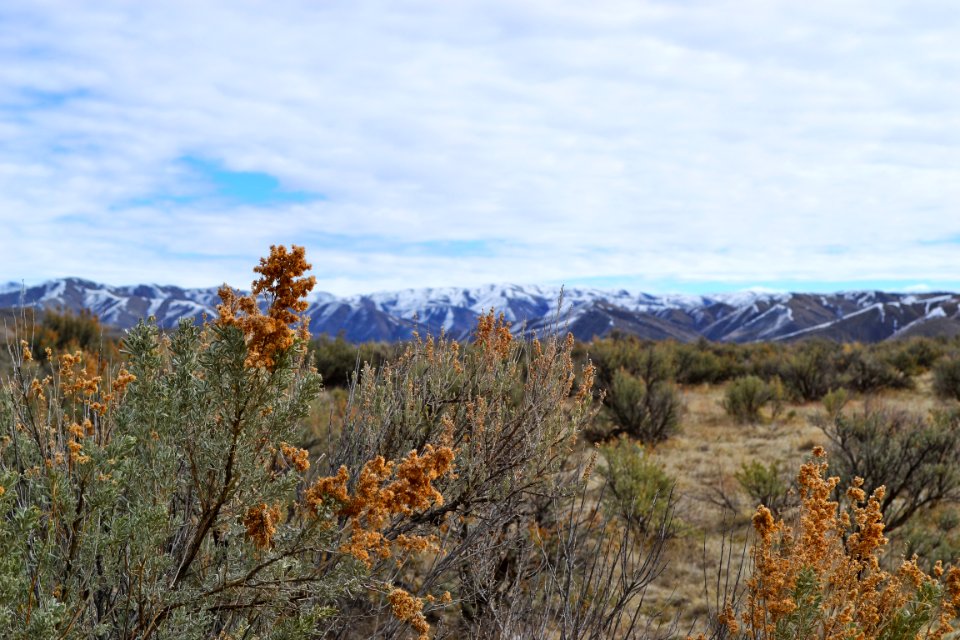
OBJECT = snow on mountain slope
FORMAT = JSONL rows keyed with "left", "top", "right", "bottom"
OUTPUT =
{"left": 1, "top": 278, "right": 958, "bottom": 343}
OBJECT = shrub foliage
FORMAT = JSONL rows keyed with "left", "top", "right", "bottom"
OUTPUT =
{"left": 0, "top": 246, "right": 351, "bottom": 637}
{"left": 819, "top": 403, "right": 960, "bottom": 532}
{"left": 1, "top": 247, "right": 678, "bottom": 639}
{"left": 8, "top": 248, "right": 960, "bottom": 638}
{"left": 734, "top": 460, "right": 789, "bottom": 517}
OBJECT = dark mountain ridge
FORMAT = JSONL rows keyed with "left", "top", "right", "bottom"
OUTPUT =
{"left": 2, "top": 279, "right": 958, "bottom": 343}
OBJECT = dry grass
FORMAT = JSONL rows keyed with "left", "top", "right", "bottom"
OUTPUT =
{"left": 658, "top": 385, "right": 824, "bottom": 496}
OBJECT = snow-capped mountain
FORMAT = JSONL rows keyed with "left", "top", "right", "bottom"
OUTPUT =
{"left": 0, "top": 278, "right": 222, "bottom": 329}
{"left": 2, "top": 278, "right": 959, "bottom": 343}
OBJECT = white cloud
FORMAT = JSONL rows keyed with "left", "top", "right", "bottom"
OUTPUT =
{"left": 0, "top": 0, "right": 958, "bottom": 293}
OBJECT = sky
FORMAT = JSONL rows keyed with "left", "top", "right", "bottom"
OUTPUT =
{"left": 0, "top": 1, "right": 959, "bottom": 296}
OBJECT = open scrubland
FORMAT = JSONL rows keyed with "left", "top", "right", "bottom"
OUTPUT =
{"left": 4, "top": 247, "right": 960, "bottom": 638}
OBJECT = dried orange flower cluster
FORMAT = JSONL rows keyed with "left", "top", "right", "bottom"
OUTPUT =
{"left": 217, "top": 244, "right": 316, "bottom": 370}
{"left": 703, "top": 447, "right": 960, "bottom": 640}
{"left": 57, "top": 350, "right": 136, "bottom": 417}
{"left": 577, "top": 361, "right": 596, "bottom": 403}
{"left": 243, "top": 502, "right": 282, "bottom": 550}
{"left": 279, "top": 442, "right": 310, "bottom": 472}
{"left": 66, "top": 420, "right": 93, "bottom": 465}
{"left": 474, "top": 310, "right": 513, "bottom": 360}
{"left": 305, "top": 445, "right": 455, "bottom": 567}
{"left": 60, "top": 350, "right": 102, "bottom": 398}
{"left": 111, "top": 368, "right": 137, "bottom": 396}
{"left": 388, "top": 588, "right": 430, "bottom": 640}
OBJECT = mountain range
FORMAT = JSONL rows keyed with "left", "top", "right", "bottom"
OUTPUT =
{"left": 2, "top": 278, "right": 959, "bottom": 343}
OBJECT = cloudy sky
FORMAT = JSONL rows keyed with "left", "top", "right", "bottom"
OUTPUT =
{"left": 1, "top": 1, "right": 958, "bottom": 295}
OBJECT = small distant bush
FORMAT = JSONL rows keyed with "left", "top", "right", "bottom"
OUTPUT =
{"left": 821, "top": 387, "right": 849, "bottom": 421}
{"left": 600, "top": 437, "right": 675, "bottom": 533}
{"left": 35, "top": 307, "right": 107, "bottom": 353}
{"left": 899, "top": 507, "right": 960, "bottom": 572}
{"left": 883, "top": 337, "right": 946, "bottom": 377}
{"left": 587, "top": 336, "right": 675, "bottom": 386}
{"left": 18, "top": 307, "right": 121, "bottom": 366}
{"left": 734, "top": 460, "right": 789, "bottom": 516}
{"left": 933, "top": 357, "right": 960, "bottom": 402}
{"left": 744, "top": 342, "right": 786, "bottom": 381}
{"left": 606, "top": 367, "right": 682, "bottom": 444}
{"left": 778, "top": 340, "right": 839, "bottom": 402}
{"left": 673, "top": 340, "right": 729, "bottom": 385}
{"left": 722, "top": 375, "right": 774, "bottom": 424}
{"left": 767, "top": 376, "right": 787, "bottom": 421}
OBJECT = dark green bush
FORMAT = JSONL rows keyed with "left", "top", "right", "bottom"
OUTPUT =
{"left": 734, "top": 460, "right": 789, "bottom": 516}
{"left": 899, "top": 507, "right": 960, "bottom": 571}
{"left": 584, "top": 339, "right": 683, "bottom": 444}
{"left": 722, "top": 375, "right": 774, "bottom": 424}
{"left": 600, "top": 436, "right": 675, "bottom": 533}
{"left": 586, "top": 335, "right": 674, "bottom": 387}
{"left": 820, "top": 403, "right": 960, "bottom": 531}
{"left": 933, "top": 357, "right": 960, "bottom": 402}
{"left": 837, "top": 345, "right": 912, "bottom": 393}
{"left": 739, "top": 342, "right": 785, "bottom": 381}
{"left": 606, "top": 367, "right": 682, "bottom": 444}
{"left": 883, "top": 337, "right": 947, "bottom": 377}
{"left": 672, "top": 339, "right": 729, "bottom": 385}
{"left": 778, "top": 340, "right": 839, "bottom": 401}
{"left": 821, "top": 387, "right": 849, "bottom": 421}
{"left": 310, "top": 332, "right": 395, "bottom": 388}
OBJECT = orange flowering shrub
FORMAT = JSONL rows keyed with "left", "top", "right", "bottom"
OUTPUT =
{"left": 217, "top": 244, "right": 316, "bottom": 370}
{"left": 0, "top": 246, "right": 416, "bottom": 638}
{"left": 700, "top": 447, "right": 960, "bottom": 640}
{"left": 473, "top": 310, "right": 513, "bottom": 360}
{"left": 306, "top": 444, "right": 455, "bottom": 568}
{"left": 315, "top": 304, "right": 604, "bottom": 638}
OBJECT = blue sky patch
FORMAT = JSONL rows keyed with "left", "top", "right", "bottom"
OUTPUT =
{"left": 180, "top": 156, "right": 320, "bottom": 205}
